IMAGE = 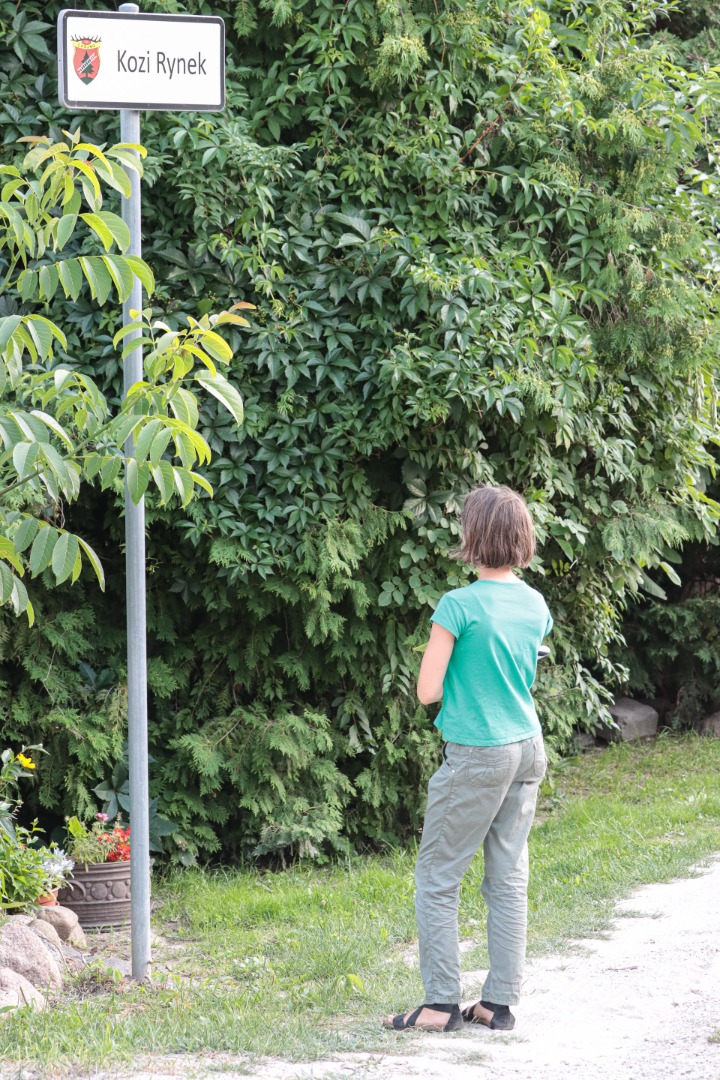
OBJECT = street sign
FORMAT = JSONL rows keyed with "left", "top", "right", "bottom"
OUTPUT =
{"left": 58, "top": 9, "right": 224, "bottom": 112}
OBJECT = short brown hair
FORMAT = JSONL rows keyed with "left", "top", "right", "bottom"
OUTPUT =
{"left": 455, "top": 485, "right": 536, "bottom": 569}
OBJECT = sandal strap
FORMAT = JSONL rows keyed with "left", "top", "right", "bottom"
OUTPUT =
{"left": 393, "top": 1006, "right": 424, "bottom": 1030}
{"left": 462, "top": 999, "right": 487, "bottom": 1023}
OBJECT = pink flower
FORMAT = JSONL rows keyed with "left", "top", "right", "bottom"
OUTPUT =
{"left": 95, "top": 812, "right": 108, "bottom": 822}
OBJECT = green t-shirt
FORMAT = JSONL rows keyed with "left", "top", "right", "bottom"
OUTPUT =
{"left": 430, "top": 578, "right": 552, "bottom": 747}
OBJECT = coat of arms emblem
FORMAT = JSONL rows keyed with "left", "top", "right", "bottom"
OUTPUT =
{"left": 72, "top": 36, "right": 101, "bottom": 84}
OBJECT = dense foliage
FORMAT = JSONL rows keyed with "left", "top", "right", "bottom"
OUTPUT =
{"left": 622, "top": 0, "right": 720, "bottom": 727}
{"left": 1, "top": 0, "right": 720, "bottom": 861}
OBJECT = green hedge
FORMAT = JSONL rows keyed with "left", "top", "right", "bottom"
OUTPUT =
{"left": 1, "top": 0, "right": 719, "bottom": 860}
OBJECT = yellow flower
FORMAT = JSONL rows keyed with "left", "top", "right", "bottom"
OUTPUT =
{"left": 16, "top": 753, "right": 35, "bottom": 769}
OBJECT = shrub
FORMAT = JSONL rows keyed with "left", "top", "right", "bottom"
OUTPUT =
{"left": 1, "top": 0, "right": 719, "bottom": 859}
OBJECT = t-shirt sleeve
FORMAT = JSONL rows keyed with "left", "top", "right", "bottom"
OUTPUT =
{"left": 543, "top": 606, "right": 553, "bottom": 636}
{"left": 431, "top": 593, "right": 465, "bottom": 638}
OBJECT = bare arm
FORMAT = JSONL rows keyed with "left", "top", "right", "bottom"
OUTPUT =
{"left": 417, "top": 623, "right": 455, "bottom": 705}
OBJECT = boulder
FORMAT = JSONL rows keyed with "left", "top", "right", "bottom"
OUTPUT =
{"left": 35, "top": 904, "right": 86, "bottom": 947}
{"left": 28, "top": 918, "right": 64, "bottom": 951}
{"left": 574, "top": 732, "right": 596, "bottom": 752}
{"left": 0, "top": 922, "right": 62, "bottom": 989}
{"left": 28, "top": 919, "right": 66, "bottom": 969}
{"left": 0, "top": 966, "right": 45, "bottom": 1013}
{"left": 67, "top": 923, "right": 87, "bottom": 949}
{"left": 604, "top": 698, "right": 659, "bottom": 742}
{"left": 698, "top": 711, "right": 720, "bottom": 738}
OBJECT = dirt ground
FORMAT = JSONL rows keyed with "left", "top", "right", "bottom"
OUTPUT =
{"left": 88, "top": 859, "right": 720, "bottom": 1080}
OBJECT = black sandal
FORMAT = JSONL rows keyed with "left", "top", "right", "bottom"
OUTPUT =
{"left": 385, "top": 1003, "right": 464, "bottom": 1032}
{"left": 461, "top": 999, "right": 516, "bottom": 1030}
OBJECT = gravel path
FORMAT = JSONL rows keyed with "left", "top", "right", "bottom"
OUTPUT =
{"left": 110, "top": 859, "right": 720, "bottom": 1080}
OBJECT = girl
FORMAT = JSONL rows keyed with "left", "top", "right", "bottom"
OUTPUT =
{"left": 385, "top": 484, "right": 552, "bottom": 1033}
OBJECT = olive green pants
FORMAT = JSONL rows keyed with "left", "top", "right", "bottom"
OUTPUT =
{"left": 414, "top": 735, "right": 546, "bottom": 1005}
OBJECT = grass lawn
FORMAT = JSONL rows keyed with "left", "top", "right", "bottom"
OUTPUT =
{"left": 2, "top": 733, "right": 720, "bottom": 1074}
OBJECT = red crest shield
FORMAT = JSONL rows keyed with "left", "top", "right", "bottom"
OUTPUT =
{"left": 72, "top": 38, "right": 101, "bottom": 85}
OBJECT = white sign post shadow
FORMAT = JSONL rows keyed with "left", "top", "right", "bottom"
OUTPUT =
{"left": 58, "top": 4, "right": 225, "bottom": 981}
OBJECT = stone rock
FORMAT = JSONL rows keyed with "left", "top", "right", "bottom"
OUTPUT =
{"left": 96, "top": 955, "right": 132, "bottom": 978}
{"left": 28, "top": 918, "right": 64, "bottom": 951}
{"left": 0, "top": 966, "right": 45, "bottom": 1013}
{"left": 35, "top": 904, "right": 82, "bottom": 943}
{"left": 605, "top": 698, "right": 659, "bottom": 742}
{"left": 27, "top": 919, "right": 66, "bottom": 969}
{"left": 0, "top": 923, "right": 62, "bottom": 989}
{"left": 574, "top": 732, "right": 596, "bottom": 752}
{"left": 68, "top": 924, "right": 88, "bottom": 949}
{"left": 7, "top": 913, "right": 34, "bottom": 926}
{"left": 698, "top": 711, "right": 720, "bottom": 738}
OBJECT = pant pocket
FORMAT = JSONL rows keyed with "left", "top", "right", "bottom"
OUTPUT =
{"left": 533, "top": 738, "right": 547, "bottom": 780}
{"left": 442, "top": 741, "right": 472, "bottom": 775}
{"left": 468, "top": 745, "right": 511, "bottom": 784}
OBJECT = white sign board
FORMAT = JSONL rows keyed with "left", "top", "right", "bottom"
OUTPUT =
{"left": 58, "top": 9, "right": 224, "bottom": 112}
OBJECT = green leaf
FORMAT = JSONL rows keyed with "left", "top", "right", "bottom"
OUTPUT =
{"left": 29, "top": 410, "right": 74, "bottom": 449}
{"left": 196, "top": 371, "right": 244, "bottom": 425}
{"left": 82, "top": 213, "right": 116, "bottom": 258}
{"left": 10, "top": 575, "right": 30, "bottom": 618}
{"left": 57, "top": 258, "right": 83, "bottom": 300}
{"left": 51, "top": 532, "right": 79, "bottom": 585}
{"left": 95, "top": 211, "right": 130, "bottom": 251}
{"left": 148, "top": 427, "right": 172, "bottom": 467}
{"left": 126, "top": 459, "right": 150, "bottom": 504}
{"left": 103, "top": 255, "right": 135, "bottom": 301}
{"left": 169, "top": 388, "right": 199, "bottom": 428}
{"left": 0, "top": 315, "right": 22, "bottom": 353}
{"left": 84, "top": 452, "right": 103, "bottom": 480}
{"left": 39, "top": 443, "right": 73, "bottom": 492}
{"left": 172, "top": 467, "right": 195, "bottom": 507}
{"left": 100, "top": 455, "right": 122, "bottom": 490}
{"left": 12, "top": 440, "right": 42, "bottom": 479}
{"left": 113, "top": 320, "right": 144, "bottom": 347}
{"left": 124, "top": 255, "right": 155, "bottom": 295}
{"left": 189, "top": 470, "right": 213, "bottom": 497}
{"left": 152, "top": 460, "right": 175, "bottom": 503}
{"left": 38, "top": 264, "right": 59, "bottom": 302}
{"left": 26, "top": 314, "right": 65, "bottom": 358}
{"left": 78, "top": 538, "right": 105, "bottom": 590}
{"left": 134, "top": 418, "right": 164, "bottom": 463}
{"left": 55, "top": 214, "right": 77, "bottom": 250}
{"left": 13, "top": 517, "right": 39, "bottom": 554}
{"left": 0, "top": 562, "right": 13, "bottom": 604}
{"left": 18, "top": 269, "right": 38, "bottom": 302}
{"left": 0, "top": 537, "right": 25, "bottom": 576}
{"left": 29, "top": 526, "right": 58, "bottom": 576}
{"left": 79, "top": 257, "right": 113, "bottom": 305}
{"left": 196, "top": 330, "right": 233, "bottom": 364}
{"left": 106, "top": 160, "right": 132, "bottom": 198}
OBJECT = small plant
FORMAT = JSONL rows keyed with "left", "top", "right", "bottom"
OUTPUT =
{"left": 0, "top": 824, "right": 53, "bottom": 910}
{"left": 0, "top": 747, "right": 43, "bottom": 839}
{"left": 65, "top": 814, "right": 130, "bottom": 868}
{"left": 39, "top": 848, "right": 74, "bottom": 890}
{"left": 0, "top": 746, "right": 73, "bottom": 908}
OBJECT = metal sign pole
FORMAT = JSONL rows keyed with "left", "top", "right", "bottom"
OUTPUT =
{"left": 118, "top": 0, "right": 151, "bottom": 984}
{"left": 58, "top": 0, "right": 224, "bottom": 984}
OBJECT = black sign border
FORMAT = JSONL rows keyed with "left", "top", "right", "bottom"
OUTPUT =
{"left": 58, "top": 9, "right": 225, "bottom": 112}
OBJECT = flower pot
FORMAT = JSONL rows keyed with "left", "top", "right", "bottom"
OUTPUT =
{"left": 35, "top": 887, "right": 59, "bottom": 907}
{"left": 58, "top": 860, "right": 131, "bottom": 929}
